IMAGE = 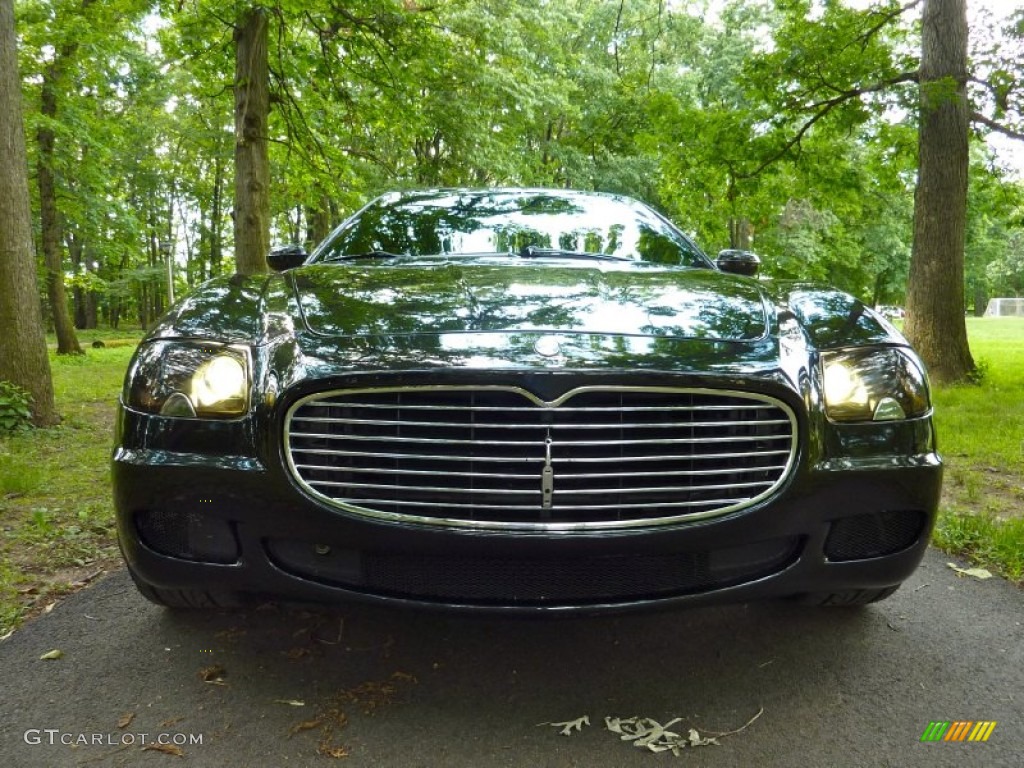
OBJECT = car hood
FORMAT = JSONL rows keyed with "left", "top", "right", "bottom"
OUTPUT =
{"left": 143, "top": 267, "right": 903, "bottom": 393}
{"left": 290, "top": 261, "right": 770, "bottom": 342}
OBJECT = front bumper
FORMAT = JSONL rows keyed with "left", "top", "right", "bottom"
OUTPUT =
{"left": 113, "top": 410, "right": 942, "bottom": 613}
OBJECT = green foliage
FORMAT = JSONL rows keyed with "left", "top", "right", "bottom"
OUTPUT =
{"left": 0, "top": 382, "right": 33, "bottom": 433}
{"left": 7, "top": 0, "right": 1024, "bottom": 316}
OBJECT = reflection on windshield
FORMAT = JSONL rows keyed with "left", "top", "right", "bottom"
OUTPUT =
{"left": 315, "top": 190, "right": 711, "bottom": 268}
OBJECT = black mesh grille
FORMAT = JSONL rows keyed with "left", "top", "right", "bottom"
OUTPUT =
{"left": 364, "top": 552, "right": 709, "bottom": 602}
{"left": 824, "top": 510, "right": 925, "bottom": 562}
{"left": 135, "top": 510, "right": 239, "bottom": 563}
{"left": 266, "top": 537, "right": 800, "bottom": 605}
{"left": 285, "top": 385, "right": 797, "bottom": 529}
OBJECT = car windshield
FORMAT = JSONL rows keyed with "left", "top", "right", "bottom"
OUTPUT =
{"left": 313, "top": 190, "right": 713, "bottom": 268}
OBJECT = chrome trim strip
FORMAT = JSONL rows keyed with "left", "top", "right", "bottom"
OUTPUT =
{"left": 293, "top": 465, "right": 533, "bottom": 480}
{"left": 290, "top": 416, "right": 791, "bottom": 430}
{"left": 330, "top": 497, "right": 750, "bottom": 511}
{"left": 301, "top": 400, "right": 775, "bottom": 413}
{"left": 287, "top": 431, "right": 790, "bottom": 447}
{"left": 284, "top": 384, "right": 798, "bottom": 531}
{"left": 304, "top": 479, "right": 774, "bottom": 495}
{"left": 292, "top": 463, "right": 786, "bottom": 479}
{"left": 290, "top": 446, "right": 792, "bottom": 463}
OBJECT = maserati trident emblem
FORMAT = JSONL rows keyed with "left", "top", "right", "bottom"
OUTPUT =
{"left": 534, "top": 336, "right": 561, "bottom": 358}
{"left": 541, "top": 436, "right": 554, "bottom": 509}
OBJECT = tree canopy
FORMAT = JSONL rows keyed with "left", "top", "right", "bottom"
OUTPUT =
{"left": 6, "top": 0, "right": 1024, "bottom": 387}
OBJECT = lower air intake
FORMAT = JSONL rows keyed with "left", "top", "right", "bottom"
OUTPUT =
{"left": 135, "top": 510, "right": 239, "bottom": 564}
{"left": 824, "top": 510, "right": 925, "bottom": 562}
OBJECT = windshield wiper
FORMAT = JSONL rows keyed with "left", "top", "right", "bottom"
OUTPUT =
{"left": 321, "top": 249, "right": 406, "bottom": 262}
{"left": 519, "top": 245, "right": 629, "bottom": 262}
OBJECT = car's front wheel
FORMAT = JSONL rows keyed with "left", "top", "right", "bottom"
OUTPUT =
{"left": 798, "top": 586, "right": 900, "bottom": 607}
{"left": 126, "top": 566, "right": 242, "bottom": 609}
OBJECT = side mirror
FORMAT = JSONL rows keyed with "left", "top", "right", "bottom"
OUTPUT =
{"left": 716, "top": 249, "right": 761, "bottom": 277}
{"left": 268, "top": 244, "right": 308, "bottom": 271}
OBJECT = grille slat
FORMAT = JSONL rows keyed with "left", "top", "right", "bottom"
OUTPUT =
{"left": 293, "top": 464, "right": 787, "bottom": 479}
{"left": 292, "top": 416, "right": 791, "bottom": 430}
{"left": 290, "top": 447, "right": 793, "bottom": 463}
{"left": 288, "top": 431, "right": 791, "bottom": 447}
{"left": 304, "top": 479, "right": 775, "bottom": 495}
{"left": 300, "top": 401, "right": 776, "bottom": 413}
{"left": 285, "top": 385, "right": 797, "bottom": 530}
{"left": 309, "top": 497, "right": 751, "bottom": 511}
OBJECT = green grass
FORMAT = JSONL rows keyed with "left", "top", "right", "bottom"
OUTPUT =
{"left": 931, "top": 317, "right": 1024, "bottom": 582}
{"left": 932, "top": 317, "right": 1024, "bottom": 470}
{"left": 0, "top": 332, "right": 142, "bottom": 636}
{"left": 0, "top": 456, "right": 44, "bottom": 496}
{"left": 932, "top": 511, "right": 1024, "bottom": 582}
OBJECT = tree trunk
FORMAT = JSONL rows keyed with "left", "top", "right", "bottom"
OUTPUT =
{"left": 904, "top": 0, "right": 974, "bottom": 383}
{"left": 728, "top": 218, "right": 753, "bottom": 250}
{"left": 111, "top": 248, "right": 129, "bottom": 330}
{"left": 69, "top": 232, "right": 87, "bottom": 329}
{"left": 38, "top": 60, "right": 83, "bottom": 354}
{"left": 84, "top": 245, "right": 98, "bottom": 328}
{"left": 211, "top": 153, "right": 224, "bottom": 276}
{"left": 972, "top": 283, "right": 987, "bottom": 318}
{"left": 151, "top": 233, "right": 164, "bottom": 318}
{"left": 0, "top": 0, "right": 58, "bottom": 425}
{"left": 306, "top": 194, "right": 333, "bottom": 247}
{"left": 165, "top": 190, "right": 175, "bottom": 307}
{"left": 196, "top": 198, "right": 209, "bottom": 287}
{"left": 233, "top": 6, "right": 270, "bottom": 276}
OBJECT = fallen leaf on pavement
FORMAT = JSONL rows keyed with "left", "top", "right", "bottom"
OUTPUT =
{"left": 317, "top": 743, "right": 349, "bottom": 759}
{"left": 528, "top": 707, "right": 767, "bottom": 756}
{"left": 71, "top": 569, "right": 103, "bottom": 587}
{"left": 685, "top": 727, "right": 720, "bottom": 747}
{"left": 605, "top": 716, "right": 721, "bottom": 755}
{"left": 199, "top": 665, "right": 227, "bottom": 684}
{"left": 118, "top": 712, "right": 135, "bottom": 729}
{"left": 947, "top": 563, "right": 993, "bottom": 579}
{"left": 142, "top": 743, "right": 184, "bottom": 757}
{"left": 289, "top": 717, "right": 325, "bottom": 737}
{"left": 215, "top": 627, "right": 246, "bottom": 641}
{"left": 39, "top": 649, "right": 63, "bottom": 660}
{"left": 541, "top": 715, "right": 590, "bottom": 736}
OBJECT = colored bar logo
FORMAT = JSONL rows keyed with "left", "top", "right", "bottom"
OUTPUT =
{"left": 921, "top": 721, "right": 997, "bottom": 742}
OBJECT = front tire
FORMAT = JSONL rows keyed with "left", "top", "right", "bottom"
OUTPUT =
{"left": 797, "top": 585, "right": 900, "bottom": 607}
{"left": 127, "top": 566, "right": 242, "bottom": 609}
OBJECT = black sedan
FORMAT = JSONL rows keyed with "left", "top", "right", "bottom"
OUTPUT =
{"left": 113, "top": 188, "right": 942, "bottom": 613}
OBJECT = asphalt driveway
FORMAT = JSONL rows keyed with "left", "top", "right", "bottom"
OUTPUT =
{"left": 0, "top": 547, "right": 1020, "bottom": 767}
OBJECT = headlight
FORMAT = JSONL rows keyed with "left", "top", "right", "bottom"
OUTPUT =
{"left": 124, "top": 341, "right": 251, "bottom": 419}
{"left": 821, "top": 347, "right": 930, "bottom": 422}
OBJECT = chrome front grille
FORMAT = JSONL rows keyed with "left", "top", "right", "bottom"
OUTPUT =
{"left": 284, "top": 385, "right": 798, "bottom": 530}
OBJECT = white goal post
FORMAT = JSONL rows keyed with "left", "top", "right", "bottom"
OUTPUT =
{"left": 984, "top": 298, "right": 1024, "bottom": 317}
